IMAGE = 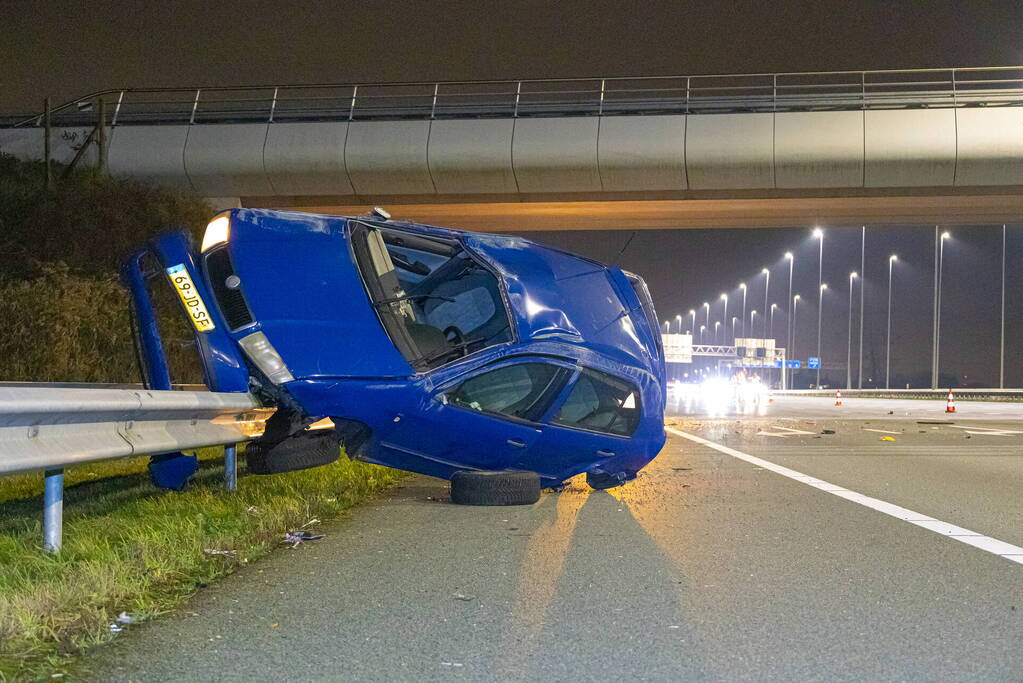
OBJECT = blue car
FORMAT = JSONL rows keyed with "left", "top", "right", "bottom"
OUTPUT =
{"left": 123, "top": 208, "right": 666, "bottom": 500}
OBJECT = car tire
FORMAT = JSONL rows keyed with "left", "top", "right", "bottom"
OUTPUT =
{"left": 245, "top": 430, "right": 340, "bottom": 475}
{"left": 450, "top": 470, "right": 541, "bottom": 506}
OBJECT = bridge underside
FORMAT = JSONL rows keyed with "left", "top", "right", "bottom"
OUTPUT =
{"left": 249, "top": 190, "right": 1023, "bottom": 231}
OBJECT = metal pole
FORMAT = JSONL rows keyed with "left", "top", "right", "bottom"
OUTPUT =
{"left": 792, "top": 296, "right": 799, "bottom": 387}
{"left": 787, "top": 255, "right": 794, "bottom": 390}
{"left": 936, "top": 232, "right": 946, "bottom": 388}
{"left": 816, "top": 234, "right": 824, "bottom": 387}
{"left": 1001, "top": 224, "right": 1007, "bottom": 389}
{"left": 931, "top": 226, "right": 939, "bottom": 389}
{"left": 847, "top": 273, "right": 855, "bottom": 390}
{"left": 722, "top": 297, "right": 729, "bottom": 344}
{"left": 43, "top": 97, "right": 52, "bottom": 191}
{"left": 225, "top": 445, "right": 238, "bottom": 491}
{"left": 886, "top": 257, "right": 894, "bottom": 390}
{"left": 858, "top": 226, "right": 865, "bottom": 389}
{"left": 43, "top": 468, "right": 64, "bottom": 553}
{"left": 96, "top": 98, "right": 107, "bottom": 173}
{"left": 741, "top": 286, "right": 747, "bottom": 339}
{"left": 763, "top": 270, "right": 770, "bottom": 338}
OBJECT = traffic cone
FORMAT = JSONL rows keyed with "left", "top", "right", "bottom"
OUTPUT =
{"left": 835, "top": 389, "right": 842, "bottom": 406}
{"left": 946, "top": 389, "right": 956, "bottom": 413}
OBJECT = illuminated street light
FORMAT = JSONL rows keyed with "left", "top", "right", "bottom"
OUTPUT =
{"left": 931, "top": 230, "right": 951, "bottom": 389}
{"left": 714, "top": 320, "right": 721, "bottom": 344}
{"left": 814, "top": 228, "right": 825, "bottom": 386}
{"left": 769, "top": 303, "right": 778, "bottom": 339}
{"left": 750, "top": 309, "right": 758, "bottom": 333}
{"left": 703, "top": 302, "right": 711, "bottom": 334}
{"left": 675, "top": 313, "right": 683, "bottom": 334}
{"left": 785, "top": 251, "right": 794, "bottom": 389}
{"left": 663, "top": 320, "right": 670, "bottom": 333}
{"left": 792, "top": 294, "right": 801, "bottom": 382}
{"left": 761, "top": 267, "right": 770, "bottom": 338}
{"left": 739, "top": 282, "right": 748, "bottom": 338}
{"left": 847, "top": 272, "right": 858, "bottom": 390}
{"left": 886, "top": 255, "right": 898, "bottom": 389}
{"left": 700, "top": 324, "right": 707, "bottom": 344}
{"left": 689, "top": 309, "right": 696, "bottom": 334}
{"left": 731, "top": 315, "right": 738, "bottom": 341}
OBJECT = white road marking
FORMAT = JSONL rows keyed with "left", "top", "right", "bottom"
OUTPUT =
{"left": 774, "top": 426, "right": 816, "bottom": 435}
{"left": 964, "top": 431, "right": 1016, "bottom": 436}
{"left": 666, "top": 426, "right": 1023, "bottom": 567}
{"left": 756, "top": 431, "right": 790, "bottom": 438}
{"left": 862, "top": 428, "right": 901, "bottom": 435}
{"left": 946, "top": 425, "right": 1023, "bottom": 436}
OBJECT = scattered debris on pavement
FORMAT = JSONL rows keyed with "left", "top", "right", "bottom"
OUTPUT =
{"left": 204, "top": 548, "right": 237, "bottom": 557}
{"left": 283, "top": 530, "right": 325, "bottom": 547}
{"left": 821, "top": 429, "right": 836, "bottom": 434}
{"left": 880, "top": 436, "right": 896, "bottom": 441}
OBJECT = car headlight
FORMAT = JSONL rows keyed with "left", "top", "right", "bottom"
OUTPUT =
{"left": 238, "top": 331, "right": 294, "bottom": 384}
{"left": 201, "top": 214, "right": 231, "bottom": 252}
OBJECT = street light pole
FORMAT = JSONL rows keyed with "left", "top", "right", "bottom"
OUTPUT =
{"left": 675, "top": 313, "right": 683, "bottom": 335}
{"left": 792, "top": 294, "right": 801, "bottom": 387}
{"left": 817, "top": 283, "right": 827, "bottom": 386}
{"left": 931, "top": 226, "right": 939, "bottom": 389}
{"left": 731, "top": 316, "right": 738, "bottom": 342}
{"left": 699, "top": 324, "right": 706, "bottom": 344}
{"left": 934, "top": 231, "right": 950, "bottom": 389}
{"left": 770, "top": 303, "right": 778, "bottom": 339}
{"left": 813, "top": 228, "right": 824, "bottom": 386}
{"left": 689, "top": 309, "right": 696, "bottom": 336}
{"left": 714, "top": 321, "right": 721, "bottom": 344}
{"left": 886, "top": 254, "right": 898, "bottom": 389}
{"left": 1001, "top": 224, "right": 1007, "bottom": 389}
{"left": 750, "top": 310, "right": 757, "bottom": 335}
{"left": 847, "top": 272, "right": 858, "bottom": 390}
{"left": 720, "top": 293, "right": 729, "bottom": 344}
{"left": 858, "top": 226, "right": 865, "bottom": 389}
{"left": 703, "top": 302, "right": 710, "bottom": 334}
{"left": 739, "top": 283, "right": 747, "bottom": 339}
{"left": 761, "top": 268, "right": 770, "bottom": 338}
{"left": 785, "top": 252, "right": 794, "bottom": 390}
{"left": 663, "top": 321, "right": 670, "bottom": 334}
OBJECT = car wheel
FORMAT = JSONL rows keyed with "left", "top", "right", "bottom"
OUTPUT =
{"left": 245, "top": 430, "right": 340, "bottom": 475}
{"left": 450, "top": 470, "right": 541, "bottom": 506}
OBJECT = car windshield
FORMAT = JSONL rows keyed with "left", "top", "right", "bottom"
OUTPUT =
{"left": 350, "top": 221, "right": 514, "bottom": 370}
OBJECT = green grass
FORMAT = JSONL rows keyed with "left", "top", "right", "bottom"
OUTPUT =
{"left": 0, "top": 448, "right": 405, "bottom": 680}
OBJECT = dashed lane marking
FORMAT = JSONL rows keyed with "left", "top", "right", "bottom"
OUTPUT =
{"left": 666, "top": 426, "right": 1023, "bottom": 566}
{"left": 862, "top": 428, "right": 901, "bottom": 435}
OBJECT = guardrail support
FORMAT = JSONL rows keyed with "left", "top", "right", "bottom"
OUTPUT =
{"left": 224, "top": 445, "right": 238, "bottom": 491}
{"left": 43, "top": 468, "right": 64, "bottom": 553}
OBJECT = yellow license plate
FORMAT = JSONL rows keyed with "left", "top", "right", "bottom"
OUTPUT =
{"left": 166, "top": 264, "right": 215, "bottom": 332}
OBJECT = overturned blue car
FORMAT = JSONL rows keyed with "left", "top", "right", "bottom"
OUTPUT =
{"left": 123, "top": 208, "right": 666, "bottom": 503}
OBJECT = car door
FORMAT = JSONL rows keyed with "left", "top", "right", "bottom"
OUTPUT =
{"left": 524, "top": 367, "right": 643, "bottom": 481}
{"left": 378, "top": 360, "right": 569, "bottom": 474}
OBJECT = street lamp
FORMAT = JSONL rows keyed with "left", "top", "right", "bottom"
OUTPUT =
{"left": 739, "top": 282, "right": 747, "bottom": 339}
{"left": 699, "top": 324, "right": 707, "bottom": 344}
{"left": 813, "top": 228, "right": 825, "bottom": 386}
{"left": 932, "top": 231, "right": 951, "bottom": 389}
{"left": 792, "top": 294, "right": 801, "bottom": 384}
{"left": 886, "top": 254, "right": 898, "bottom": 389}
{"left": 720, "top": 293, "right": 729, "bottom": 343}
{"left": 675, "top": 313, "right": 683, "bottom": 334}
{"left": 663, "top": 320, "right": 670, "bottom": 334}
{"left": 714, "top": 320, "right": 721, "bottom": 343}
{"left": 703, "top": 302, "right": 710, "bottom": 332}
{"left": 785, "top": 251, "right": 794, "bottom": 389}
{"left": 761, "top": 267, "right": 770, "bottom": 338}
{"left": 770, "top": 303, "right": 778, "bottom": 339}
{"left": 750, "top": 309, "right": 758, "bottom": 334}
{"left": 731, "top": 315, "right": 738, "bottom": 342}
{"left": 847, "top": 272, "right": 858, "bottom": 390}
{"left": 689, "top": 309, "right": 696, "bottom": 335}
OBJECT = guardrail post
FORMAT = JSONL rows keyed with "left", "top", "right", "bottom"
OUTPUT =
{"left": 224, "top": 444, "right": 238, "bottom": 491}
{"left": 43, "top": 468, "right": 64, "bottom": 553}
{"left": 96, "top": 98, "right": 107, "bottom": 173}
{"left": 43, "top": 97, "right": 52, "bottom": 191}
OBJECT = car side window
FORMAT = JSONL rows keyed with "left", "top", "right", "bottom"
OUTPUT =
{"left": 447, "top": 363, "right": 563, "bottom": 422}
{"left": 553, "top": 369, "right": 641, "bottom": 436}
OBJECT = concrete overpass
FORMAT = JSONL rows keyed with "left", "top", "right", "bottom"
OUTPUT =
{"left": 5, "top": 67, "right": 1023, "bottom": 230}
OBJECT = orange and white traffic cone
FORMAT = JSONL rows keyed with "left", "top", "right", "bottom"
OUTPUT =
{"left": 946, "top": 389, "right": 956, "bottom": 413}
{"left": 835, "top": 389, "right": 843, "bottom": 406}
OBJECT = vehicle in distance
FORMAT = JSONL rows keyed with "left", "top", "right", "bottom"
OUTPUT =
{"left": 123, "top": 209, "right": 666, "bottom": 499}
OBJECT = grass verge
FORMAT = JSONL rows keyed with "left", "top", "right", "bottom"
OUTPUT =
{"left": 0, "top": 448, "right": 405, "bottom": 680}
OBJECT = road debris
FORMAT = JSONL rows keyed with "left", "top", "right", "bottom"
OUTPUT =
{"left": 283, "top": 530, "right": 325, "bottom": 547}
{"left": 204, "top": 548, "right": 237, "bottom": 557}
{"left": 880, "top": 436, "right": 896, "bottom": 441}
{"left": 453, "top": 593, "right": 475, "bottom": 601}
{"left": 821, "top": 429, "right": 836, "bottom": 435}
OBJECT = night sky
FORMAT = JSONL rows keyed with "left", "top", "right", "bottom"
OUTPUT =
{"left": 4, "top": 1, "right": 1023, "bottom": 385}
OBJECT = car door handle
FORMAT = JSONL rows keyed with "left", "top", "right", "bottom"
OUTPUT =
{"left": 597, "top": 449, "right": 615, "bottom": 457}
{"left": 507, "top": 439, "right": 527, "bottom": 448}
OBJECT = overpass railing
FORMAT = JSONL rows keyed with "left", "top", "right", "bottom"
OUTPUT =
{"left": 6, "top": 65, "right": 1023, "bottom": 129}
{"left": 0, "top": 385, "right": 272, "bottom": 552}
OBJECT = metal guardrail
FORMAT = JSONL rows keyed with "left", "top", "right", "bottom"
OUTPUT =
{"left": 6, "top": 65, "right": 1023, "bottom": 129}
{"left": 0, "top": 386, "right": 272, "bottom": 551}
{"left": 775, "top": 388, "right": 1023, "bottom": 401}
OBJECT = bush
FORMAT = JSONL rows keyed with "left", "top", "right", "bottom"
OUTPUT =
{"left": 0, "top": 154, "right": 212, "bottom": 382}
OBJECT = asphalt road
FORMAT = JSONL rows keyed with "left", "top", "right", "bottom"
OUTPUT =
{"left": 84, "top": 398, "right": 1023, "bottom": 682}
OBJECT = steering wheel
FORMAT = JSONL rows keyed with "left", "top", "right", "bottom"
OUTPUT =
{"left": 443, "top": 326, "right": 466, "bottom": 349}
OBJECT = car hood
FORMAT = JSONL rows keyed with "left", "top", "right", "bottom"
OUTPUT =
{"left": 226, "top": 209, "right": 414, "bottom": 379}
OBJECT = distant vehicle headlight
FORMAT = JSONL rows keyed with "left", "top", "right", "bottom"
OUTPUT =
{"left": 201, "top": 214, "right": 231, "bottom": 252}
{"left": 238, "top": 331, "right": 294, "bottom": 384}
